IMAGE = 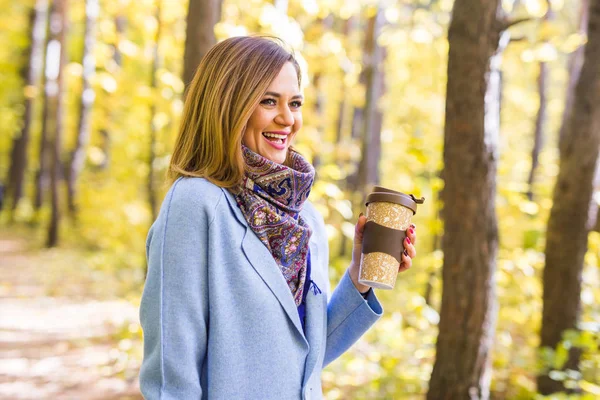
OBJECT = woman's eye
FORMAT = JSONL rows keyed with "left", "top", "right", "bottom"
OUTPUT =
{"left": 261, "top": 98, "right": 276, "bottom": 106}
{"left": 290, "top": 101, "right": 303, "bottom": 108}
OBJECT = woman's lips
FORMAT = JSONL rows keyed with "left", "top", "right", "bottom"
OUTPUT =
{"left": 262, "top": 133, "right": 287, "bottom": 150}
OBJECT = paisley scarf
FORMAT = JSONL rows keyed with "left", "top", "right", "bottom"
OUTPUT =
{"left": 232, "top": 145, "right": 315, "bottom": 306}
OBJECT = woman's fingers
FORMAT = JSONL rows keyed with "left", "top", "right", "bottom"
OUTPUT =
{"left": 399, "top": 223, "right": 417, "bottom": 272}
{"left": 399, "top": 249, "right": 412, "bottom": 271}
{"left": 354, "top": 214, "right": 367, "bottom": 244}
{"left": 407, "top": 223, "right": 417, "bottom": 246}
{"left": 404, "top": 236, "right": 417, "bottom": 259}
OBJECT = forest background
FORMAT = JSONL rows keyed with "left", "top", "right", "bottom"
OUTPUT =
{"left": 1, "top": 0, "right": 599, "bottom": 398}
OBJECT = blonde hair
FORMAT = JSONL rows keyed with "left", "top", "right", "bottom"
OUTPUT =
{"left": 169, "top": 36, "right": 301, "bottom": 188}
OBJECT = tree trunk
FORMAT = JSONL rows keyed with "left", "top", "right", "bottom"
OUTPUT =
{"left": 537, "top": 0, "right": 600, "bottom": 394}
{"left": 310, "top": 15, "right": 334, "bottom": 170}
{"left": 527, "top": 2, "right": 553, "bottom": 201}
{"left": 335, "top": 17, "right": 352, "bottom": 145}
{"left": 34, "top": 3, "right": 56, "bottom": 213}
{"left": 112, "top": 14, "right": 126, "bottom": 68}
{"left": 427, "top": 0, "right": 507, "bottom": 397}
{"left": 67, "top": 0, "right": 97, "bottom": 215}
{"left": 182, "top": 0, "right": 222, "bottom": 91}
{"left": 96, "top": 15, "right": 126, "bottom": 172}
{"left": 335, "top": 16, "right": 357, "bottom": 260}
{"left": 559, "top": 0, "right": 589, "bottom": 149}
{"left": 335, "top": 16, "right": 357, "bottom": 147}
{"left": 97, "top": 129, "right": 111, "bottom": 170}
{"left": 526, "top": 61, "right": 547, "bottom": 201}
{"left": 46, "top": 0, "right": 68, "bottom": 247}
{"left": 349, "top": 12, "right": 366, "bottom": 151}
{"left": 311, "top": 73, "right": 323, "bottom": 170}
{"left": 35, "top": 85, "right": 51, "bottom": 212}
{"left": 6, "top": 0, "right": 49, "bottom": 215}
{"left": 355, "top": 7, "right": 385, "bottom": 198}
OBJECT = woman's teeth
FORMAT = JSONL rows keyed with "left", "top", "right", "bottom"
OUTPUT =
{"left": 262, "top": 132, "right": 286, "bottom": 144}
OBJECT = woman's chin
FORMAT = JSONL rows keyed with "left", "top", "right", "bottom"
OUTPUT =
{"left": 263, "top": 150, "right": 287, "bottom": 164}
{"left": 271, "top": 155, "right": 286, "bottom": 164}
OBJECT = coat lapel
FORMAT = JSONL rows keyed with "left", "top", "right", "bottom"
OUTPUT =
{"left": 221, "top": 188, "right": 308, "bottom": 341}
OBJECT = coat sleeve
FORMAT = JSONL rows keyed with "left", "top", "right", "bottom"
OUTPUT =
{"left": 139, "top": 179, "right": 218, "bottom": 399}
{"left": 301, "top": 202, "right": 384, "bottom": 366}
{"left": 323, "top": 269, "right": 383, "bottom": 366}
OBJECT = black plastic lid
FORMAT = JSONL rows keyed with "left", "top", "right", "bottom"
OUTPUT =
{"left": 365, "top": 185, "right": 425, "bottom": 214}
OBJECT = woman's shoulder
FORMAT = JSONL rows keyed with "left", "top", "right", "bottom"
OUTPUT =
{"left": 170, "top": 176, "right": 223, "bottom": 197}
{"left": 162, "top": 177, "right": 226, "bottom": 219}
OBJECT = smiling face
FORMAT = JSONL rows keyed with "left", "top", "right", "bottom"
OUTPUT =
{"left": 242, "top": 62, "right": 303, "bottom": 165}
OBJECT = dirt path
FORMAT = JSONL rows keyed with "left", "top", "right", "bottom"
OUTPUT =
{"left": 0, "top": 232, "right": 143, "bottom": 400}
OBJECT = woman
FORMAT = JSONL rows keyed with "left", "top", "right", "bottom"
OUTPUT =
{"left": 139, "top": 36, "right": 417, "bottom": 399}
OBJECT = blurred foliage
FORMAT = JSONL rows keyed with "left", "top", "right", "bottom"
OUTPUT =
{"left": 1, "top": 0, "right": 599, "bottom": 398}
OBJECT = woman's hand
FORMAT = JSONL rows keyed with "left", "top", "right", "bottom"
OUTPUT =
{"left": 399, "top": 223, "right": 417, "bottom": 272}
{"left": 348, "top": 214, "right": 417, "bottom": 292}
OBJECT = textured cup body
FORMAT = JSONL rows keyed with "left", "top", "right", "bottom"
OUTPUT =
{"left": 359, "top": 202, "right": 413, "bottom": 289}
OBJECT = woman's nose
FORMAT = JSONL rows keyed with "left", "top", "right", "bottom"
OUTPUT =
{"left": 275, "top": 106, "right": 294, "bottom": 126}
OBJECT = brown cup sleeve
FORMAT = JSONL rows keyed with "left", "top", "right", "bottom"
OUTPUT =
{"left": 361, "top": 221, "right": 406, "bottom": 264}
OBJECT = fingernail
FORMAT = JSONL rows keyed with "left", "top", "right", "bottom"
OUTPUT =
{"left": 409, "top": 228, "right": 414, "bottom": 235}
{"left": 403, "top": 249, "right": 409, "bottom": 257}
{"left": 406, "top": 237, "right": 411, "bottom": 244}
{"left": 410, "top": 223, "right": 416, "bottom": 229}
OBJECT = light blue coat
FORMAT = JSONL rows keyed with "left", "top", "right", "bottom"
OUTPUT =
{"left": 139, "top": 177, "right": 383, "bottom": 399}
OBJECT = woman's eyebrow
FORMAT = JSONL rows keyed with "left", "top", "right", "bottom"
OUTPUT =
{"left": 264, "top": 91, "right": 304, "bottom": 100}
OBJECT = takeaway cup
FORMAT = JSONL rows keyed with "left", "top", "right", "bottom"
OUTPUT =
{"left": 359, "top": 186, "right": 425, "bottom": 289}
